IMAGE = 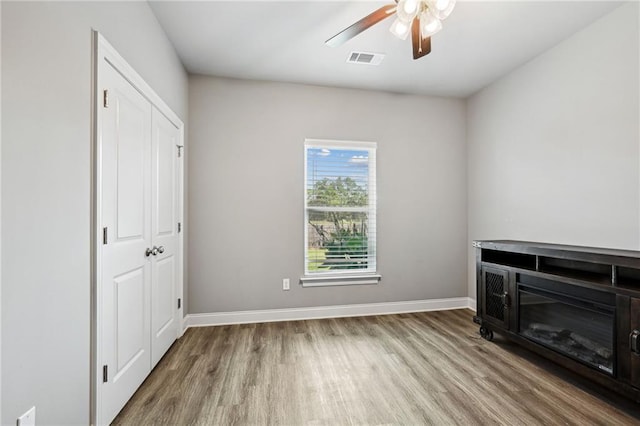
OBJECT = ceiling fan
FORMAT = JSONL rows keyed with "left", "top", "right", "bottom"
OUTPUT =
{"left": 326, "top": 0, "right": 456, "bottom": 60}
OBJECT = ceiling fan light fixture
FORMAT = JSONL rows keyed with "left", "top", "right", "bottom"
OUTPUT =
{"left": 427, "top": 0, "right": 456, "bottom": 20}
{"left": 420, "top": 8, "right": 442, "bottom": 37}
{"left": 325, "top": 0, "right": 457, "bottom": 60}
{"left": 389, "top": 17, "right": 411, "bottom": 40}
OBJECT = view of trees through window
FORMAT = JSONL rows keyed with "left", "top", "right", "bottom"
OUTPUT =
{"left": 305, "top": 144, "right": 375, "bottom": 273}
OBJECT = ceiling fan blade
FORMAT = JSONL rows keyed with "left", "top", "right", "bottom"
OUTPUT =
{"left": 325, "top": 4, "right": 397, "bottom": 47}
{"left": 411, "top": 18, "right": 431, "bottom": 60}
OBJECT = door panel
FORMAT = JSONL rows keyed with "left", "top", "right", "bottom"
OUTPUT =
{"left": 114, "top": 84, "right": 148, "bottom": 240}
{"left": 150, "top": 107, "right": 179, "bottom": 367}
{"left": 156, "top": 122, "right": 176, "bottom": 235}
{"left": 100, "top": 61, "right": 152, "bottom": 425}
{"left": 153, "top": 256, "right": 175, "bottom": 335}
{"left": 481, "top": 266, "right": 510, "bottom": 330}
{"left": 114, "top": 268, "right": 146, "bottom": 374}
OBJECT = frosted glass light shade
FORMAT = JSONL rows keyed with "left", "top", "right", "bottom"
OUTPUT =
{"left": 397, "top": 0, "right": 420, "bottom": 22}
{"left": 428, "top": 0, "right": 456, "bottom": 20}
{"left": 389, "top": 18, "right": 411, "bottom": 40}
{"left": 420, "top": 8, "right": 442, "bottom": 37}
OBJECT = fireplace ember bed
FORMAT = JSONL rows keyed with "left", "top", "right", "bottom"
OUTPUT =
{"left": 473, "top": 240, "right": 640, "bottom": 401}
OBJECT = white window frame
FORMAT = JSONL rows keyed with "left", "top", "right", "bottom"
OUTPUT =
{"left": 301, "top": 139, "right": 381, "bottom": 287}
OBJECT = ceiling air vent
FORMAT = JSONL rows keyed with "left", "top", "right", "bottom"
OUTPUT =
{"left": 347, "top": 51, "right": 385, "bottom": 66}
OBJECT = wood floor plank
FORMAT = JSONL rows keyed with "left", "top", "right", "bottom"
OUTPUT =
{"left": 113, "top": 309, "right": 640, "bottom": 425}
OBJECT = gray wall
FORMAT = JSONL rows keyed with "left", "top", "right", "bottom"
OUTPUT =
{"left": 1, "top": 2, "right": 187, "bottom": 424}
{"left": 466, "top": 2, "right": 640, "bottom": 299}
{"left": 188, "top": 76, "right": 467, "bottom": 314}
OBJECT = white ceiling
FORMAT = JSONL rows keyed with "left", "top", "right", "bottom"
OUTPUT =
{"left": 149, "top": 1, "right": 623, "bottom": 98}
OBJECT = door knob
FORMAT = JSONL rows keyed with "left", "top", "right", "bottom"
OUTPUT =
{"left": 145, "top": 247, "right": 159, "bottom": 257}
{"left": 157, "top": 246, "right": 165, "bottom": 254}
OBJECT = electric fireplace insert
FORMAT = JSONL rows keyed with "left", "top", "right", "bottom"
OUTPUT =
{"left": 518, "top": 277, "right": 615, "bottom": 375}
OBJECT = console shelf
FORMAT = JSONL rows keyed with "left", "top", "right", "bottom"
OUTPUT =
{"left": 474, "top": 240, "right": 640, "bottom": 402}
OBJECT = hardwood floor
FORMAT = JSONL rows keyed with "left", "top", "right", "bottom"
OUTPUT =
{"left": 113, "top": 309, "right": 640, "bottom": 425}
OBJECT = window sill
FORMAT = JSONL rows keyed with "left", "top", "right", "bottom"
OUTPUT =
{"left": 300, "top": 273, "right": 382, "bottom": 287}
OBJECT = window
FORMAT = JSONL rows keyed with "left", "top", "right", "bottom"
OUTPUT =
{"left": 302, "top": 139, "right": 380, "bottom": 286}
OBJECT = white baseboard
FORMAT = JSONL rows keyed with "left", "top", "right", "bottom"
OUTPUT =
{"left": 184, "top": 297, "right": 474, "bottom": 328}
{"left": 468, "top": 298, "right": 477, "bottom": 312}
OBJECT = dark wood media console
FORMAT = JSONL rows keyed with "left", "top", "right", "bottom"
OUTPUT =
{"left": 474, "top": 240, "right": 640, "bottom": 401}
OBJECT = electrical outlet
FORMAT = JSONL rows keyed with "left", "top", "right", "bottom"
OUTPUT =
{"left": 283, "top": 278, "right": 290, "bottom": 291}
{"left": 17, "top": 406, "right": 36, "bottom": 426}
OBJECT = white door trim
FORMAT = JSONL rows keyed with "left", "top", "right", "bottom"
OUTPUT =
{"left": 91, "top": 31, "right": 184, "bottom": 426}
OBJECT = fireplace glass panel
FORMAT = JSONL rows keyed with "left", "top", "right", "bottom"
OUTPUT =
{"left": 519, "top": 287, "right": 614, "bottom": 375}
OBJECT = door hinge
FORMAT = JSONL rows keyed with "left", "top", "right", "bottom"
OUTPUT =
{"left": 103, "top": 365, "right": 108, "bottom": 383}
{"left": 102, "top": 227, "right": 108, "bottom": 245}
{"left": 178, "top": 298, "right": 181, "bottom": 309}
{"left": 178, "top": 222, "right": 182, "bottom": 233}
{"left": 103, "top": 89, "right": 109, "bottom": 108}
{"left": 177, "top": 145, "right": 184, "bottom": 158}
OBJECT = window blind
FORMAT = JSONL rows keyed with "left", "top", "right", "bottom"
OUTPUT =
{"left": 304, "top": 140, "right": 377, "bottom": 276}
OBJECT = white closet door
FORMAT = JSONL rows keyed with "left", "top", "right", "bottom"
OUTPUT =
{"left": 100, "top": 61, "right": 152, "bottom": 424}
{"left": 150, "top": 107, "right": 180, "bottom": 367}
